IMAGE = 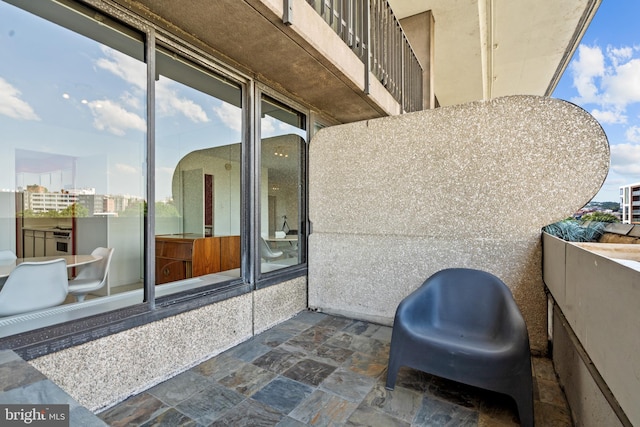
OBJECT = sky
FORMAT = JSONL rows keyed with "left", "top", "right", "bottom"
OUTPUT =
{"left": 1, "top": 1, "right": 638, "bottom": 204}
{"left": 0, "top": 1, "right": 302, "bottom": 202}
{"left": 552, "top": 0, "right": 640, "bottom": 202}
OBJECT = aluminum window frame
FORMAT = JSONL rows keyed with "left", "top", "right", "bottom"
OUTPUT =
{"left": 0, "top": 0, "right": 311, "bottom": 358}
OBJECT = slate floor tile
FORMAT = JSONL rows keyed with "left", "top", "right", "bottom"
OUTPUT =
{"left": 342, "top": 320, "right": 381, "bottom": 338}
{"left": 252, "top": 376, "right": 314, "bottom": 414}
{"left": 174, "top": 383, "right": 245, "bottom": 425}
{"left": 140, "top": 407, "right": 197, "bottom": 427}
{"left": 282, "top": 358, "right": 337, "bottom": 386}
{"left": 275, "top": 416, "right": 308, "bottom": 427}
{"left": 361, "top": 384, "right": 422, "bottom": 423}
{"left": 477, "top": 390, "right": 520, "bottom": 427}
{"left": 86, "top": 314, "right": 573, "bottom": 427}
{"left": 223, "top": 338, "right": 273, "bottom": 362}
{"left": 534, "top": 400, "right": 572, "bottom": 426}
{"left": 319, "top": 367, "right": 376, "bottom": 403}
{"left": 147, "top": 370, "right": 212, "bottom": 405}
{"left": 345, "top": 405, "right": 409, "bottom": 427}
{"left": 342, "top": 351, "right": 387, "bottom": 379}
{"left": 288, "top": 389, "right": 359, "bottom": 426}
{"left": 194, "top": 354, "right": 246, "bottom": 380}
{"left": 209, "top": 398, "right": 283, "bottom": 426}
{"left": 310, "top": 344, "right": 354, "bottom": 365}
{"left": 315, "top": 315, "right": 353, "bottom": 331}
{"left": 98, "top": 392, "right": 167, "bottom": 427}
{"left": 218, "top": 362, "right": 277, "bottom": 396}
{"left": 414, "top": 395, "right": 479, "bottom": 426}
{"left": 286, "top": 326, "right": 335, "bottom": 352}
{"left": 292, "top": 311, "right": 328, "bottom": 325}
{"left": 0, "top": 360, "right": 46, "bottom": 392}
{"left": 537, "top": 377, "right": 569, "bottom": 407}
{"left": 256, "top": 328, "right": 299, "bottom": 348}
{"left": 252, "top": 347, "right": 307, "bottom": 375}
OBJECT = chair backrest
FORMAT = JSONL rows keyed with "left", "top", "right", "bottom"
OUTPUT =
{"left": 423, "top": 268, "right": 515, "bottom": 336}
{"left": 260, "top": 238, "right": 282, "bottom": 259}
{"left": 75, "top": 247, "right": 114, "bottom": 284}
{"left": 0, "top": 250, "right": 17, "bottom": 262}
{"left": 0, "top": 259, "right": 68, "bottom": 317}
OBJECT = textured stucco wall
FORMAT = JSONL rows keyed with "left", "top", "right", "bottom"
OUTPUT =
{"left": 29, "top": 278, "right": 307, "bottom": 411}
{"left": 308, "top": 95, "right": 609, "bottom": 354}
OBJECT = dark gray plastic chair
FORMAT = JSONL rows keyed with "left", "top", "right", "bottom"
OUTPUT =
{"left": 386, "top": 268, "right": 534, "bottom": 427}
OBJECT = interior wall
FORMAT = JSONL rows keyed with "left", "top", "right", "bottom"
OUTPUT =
{"left": 172, "top": 148, "right": 242, "bottom": 236}
{"left": 308, "top": 95, "right": 609, "bottom": 354}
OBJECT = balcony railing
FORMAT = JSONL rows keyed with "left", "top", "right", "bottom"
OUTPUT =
{"left": 305, "top": 0, "right": 423, "bottom": 112}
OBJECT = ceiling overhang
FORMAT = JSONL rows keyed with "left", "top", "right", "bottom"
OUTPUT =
{"left": 389, "top": 0, "right": 601, "bottom": 106}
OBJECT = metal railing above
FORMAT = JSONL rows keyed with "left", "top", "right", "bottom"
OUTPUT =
{"left": 304, "top": 0, "right": 423, "bottom": 113}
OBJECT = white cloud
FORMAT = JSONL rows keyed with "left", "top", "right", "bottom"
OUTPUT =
{"left": 87, "top": 99, "right": 146, "bottom": 136}
{"left": 626, "top": 126, "right": 640, "bottom": 142}
{"left": 156, "top": 79, "right": 209, "bottom": 123}
{"left": 261, "top": 116, "right": 276, "bottom": 137}
{"left": 0, "top": 77, "right": 40, "bottom": 121}
{"left": 601, "top": 58, "right": 640, "bottom": 108}
{"left": 213, "top": 102, "right": 241, "bottom": 132}
{"left": 570, "top": 45, "right": 605, "bottom": 103}
{"left": 591, "top": 108, "right": 627, "bottom": 124}
{"left": 95, "top": 46, "right": 146, "bottom": 90}
{"left": 607, "top": 45, "right": 633, "bottom": 67}
{"left": 121, "top": 91, "right": 142, "bottom": 110}
{"left": 610, "top": 143, "right": 640, "bottom": 175}
{"left": 571, "top": 44, "right": 640, "bottom": 110}
{"left": 115, "top": 163, "right": 138, "bottom": 174}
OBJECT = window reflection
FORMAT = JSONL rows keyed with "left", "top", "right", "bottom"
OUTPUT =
{"left": 154, "top": 50, "right": 243, "bottom": 290}
{"left": 260, "top": 97, "right": 306, "bottom": 273}
{"left": 0, "top": 0, "right": 146, "bottom": 320}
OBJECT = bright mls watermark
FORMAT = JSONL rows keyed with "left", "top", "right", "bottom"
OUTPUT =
{"left": 1, "top": 405, "right": 69, "bottom": 426}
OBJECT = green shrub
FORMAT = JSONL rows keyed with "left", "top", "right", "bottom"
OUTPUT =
{"left": 542, "top": 220, "right": 606, "bottom": 242}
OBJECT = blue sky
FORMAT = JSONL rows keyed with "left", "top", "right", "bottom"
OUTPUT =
{"left": 553, "top": 0, "right": 640, "bottom": 202}
{"left": 2, "top": 1, "right": 637, "bottom": 204}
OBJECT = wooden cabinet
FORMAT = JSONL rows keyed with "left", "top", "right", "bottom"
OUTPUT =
{"left": 155, "top": 234, "right": 240, "bottom": 284}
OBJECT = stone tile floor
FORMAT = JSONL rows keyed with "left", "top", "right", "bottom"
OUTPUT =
{"left": 99, "top": 311, "right": 573, "bottom": 426}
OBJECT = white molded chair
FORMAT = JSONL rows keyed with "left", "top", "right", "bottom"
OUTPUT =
{"left": 68, "top": 247, "right": 114, "bottom": 302}
{"left": 0, "top": 250, "right": 17, "bottom": 289}
{"left": 260, "top": 237, "right": 283, "bottom": 261}
{"left": 0, "top": 250, "right": 17, "bottom": 262}
{"left": 0, "top": 259, "right": 68, "bottom": 317}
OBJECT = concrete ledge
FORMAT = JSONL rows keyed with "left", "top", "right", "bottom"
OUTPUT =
{"left": 552, "top": 307, "right": 630, "bottom": 427}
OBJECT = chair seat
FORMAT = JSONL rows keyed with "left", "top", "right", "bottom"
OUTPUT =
{"left": 68, "top": 279, "right": 102, "bottom": 294}
{"left": 408, "top": 326, "right": 519, "bottom": 354}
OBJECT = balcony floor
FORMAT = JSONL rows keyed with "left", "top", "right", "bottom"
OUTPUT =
{"left": 98, "top": 311, "right": 572, "bottom": 426}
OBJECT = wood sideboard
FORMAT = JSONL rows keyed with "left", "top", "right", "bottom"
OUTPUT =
{"left": 155, "top": 234, "right": 240, "bottom": 284}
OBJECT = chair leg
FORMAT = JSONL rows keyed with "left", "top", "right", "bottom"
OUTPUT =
{"left": 385, "top": 349, "right": 402, "bottom": 390}
{"left": 75, "top": 294, "right": 86, "bottom": 302}
{"left": 511, "top": 374, "right": 535, "bottom": 427}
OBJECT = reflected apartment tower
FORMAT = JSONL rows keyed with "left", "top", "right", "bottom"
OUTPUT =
{"left": 620, "top": 182, "right": 640, "bottom": 224}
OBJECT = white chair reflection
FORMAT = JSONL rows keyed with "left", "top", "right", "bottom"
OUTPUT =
{"left": 0, "top": 250, "right": 17, "bottom": 262}
{"left": 260, "top": 237, "right": 283, "bottom": 261}
{"left": 0, "top": 259, "right": 68, "bottom": 317}
{"left": 0, "top": 250, "right": 17, "bottom": 288}
{"left": 68, "top": 247, "right": 114, "bottom": 302}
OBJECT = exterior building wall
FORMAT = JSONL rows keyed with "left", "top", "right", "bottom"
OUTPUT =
{"left": 29, "top": 278, "right": 307, "bottom": 411}
{"left": 308, "top": 95, "right": 609, "bottom": 355}
{"left": 619, "top": 182, "right": 640, "bottom": 224}
{"left": 400, "top": 11, "right": 435, "bottom": 109}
